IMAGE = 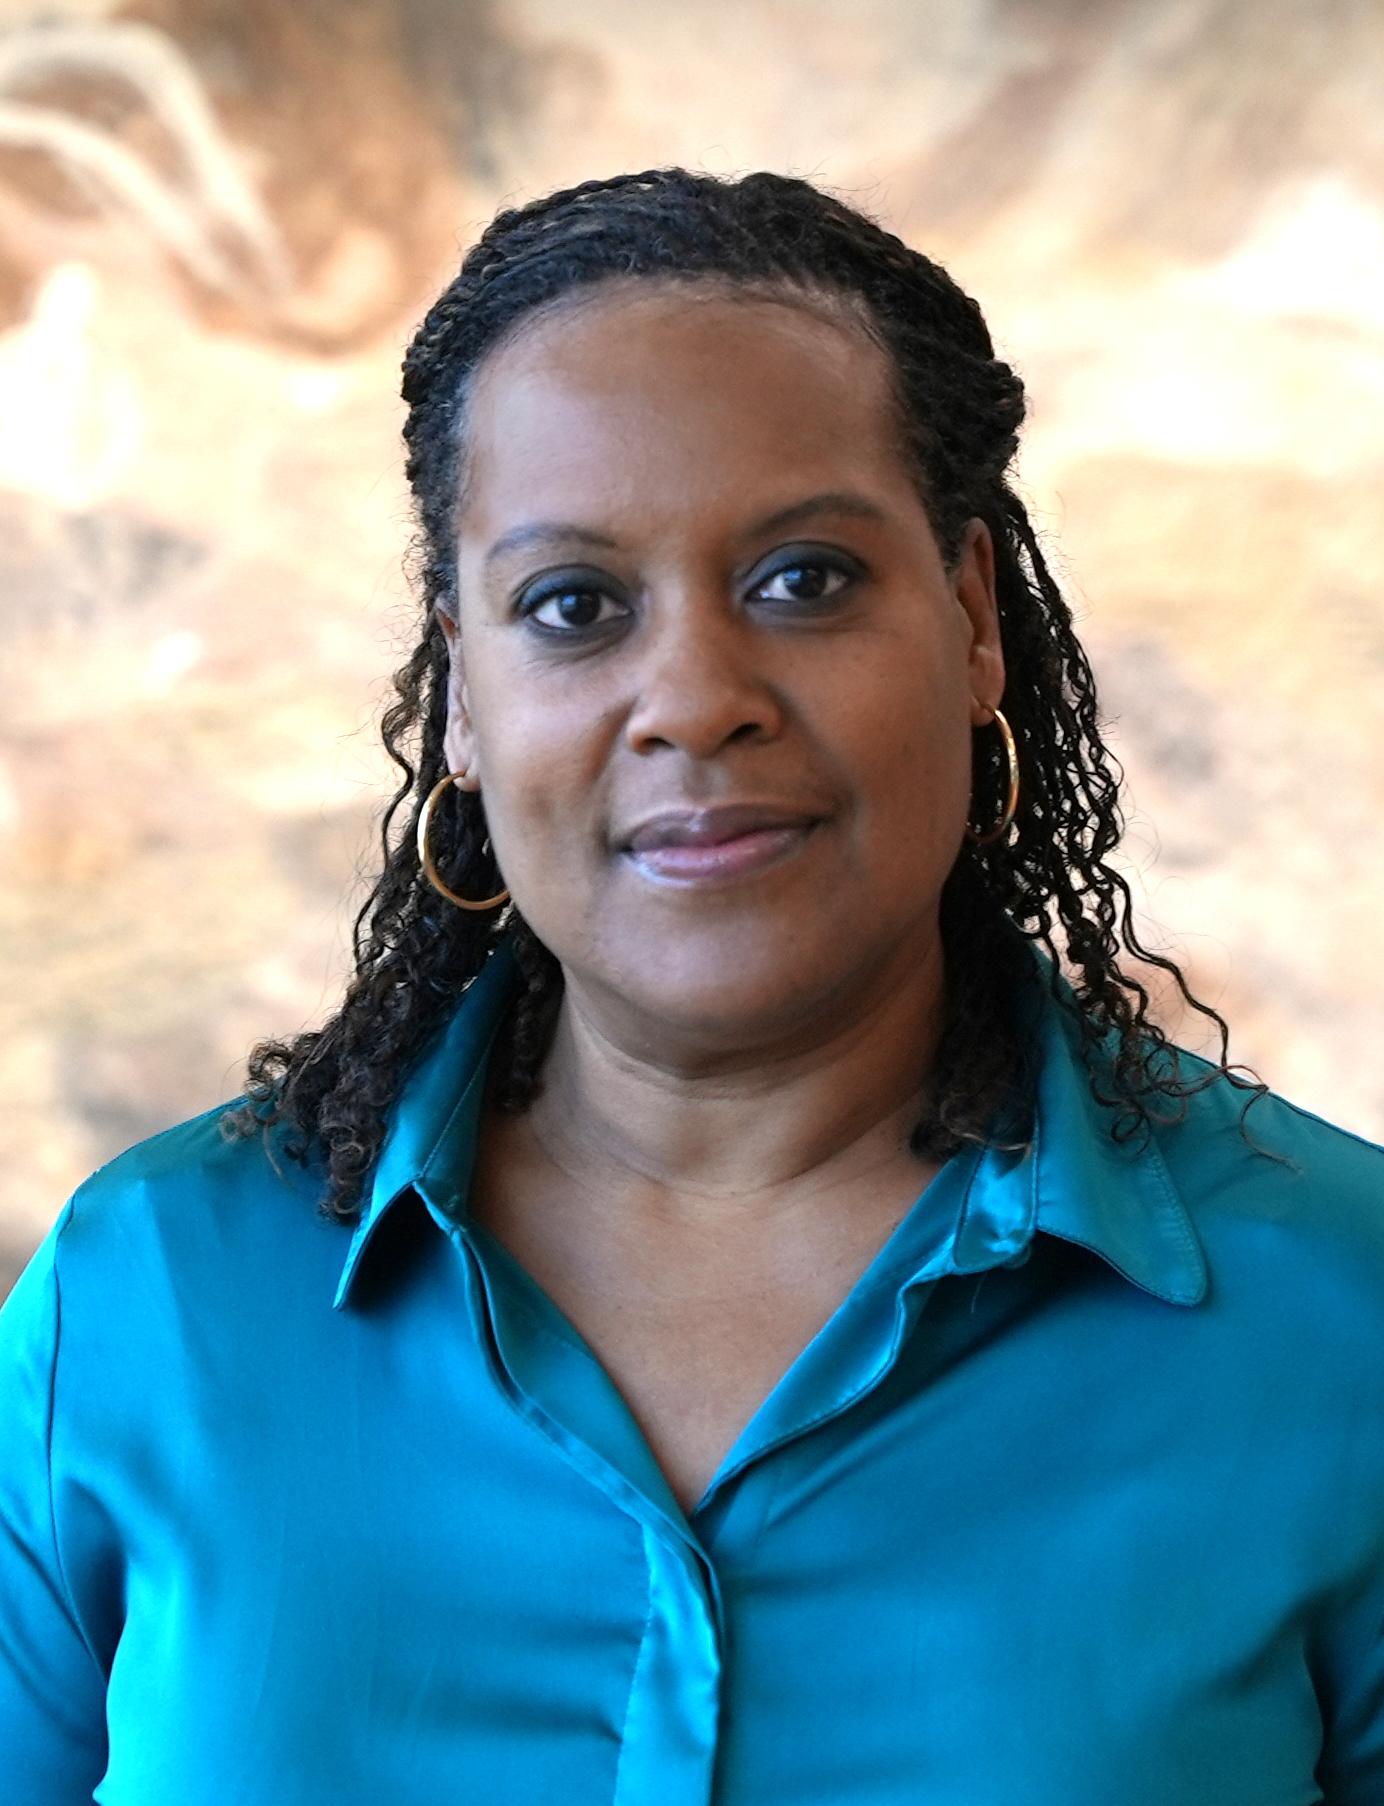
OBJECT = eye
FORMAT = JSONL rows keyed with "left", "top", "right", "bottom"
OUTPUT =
{"left": 514, "top": 548, "right": 862, "bottom": 636}
{"left": 750, "top": 551, "right": 860, "bottom": 606}
{"left": 516, "top": 572, "right": 627, "bottom": 634}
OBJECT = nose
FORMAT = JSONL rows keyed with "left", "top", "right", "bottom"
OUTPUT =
{"left": 622, "top": 599, "right": 784, "bottom": 760}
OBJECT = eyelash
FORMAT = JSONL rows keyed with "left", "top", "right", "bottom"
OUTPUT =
{"left": 515, "top": 550, "right": 863, "bottom": 636}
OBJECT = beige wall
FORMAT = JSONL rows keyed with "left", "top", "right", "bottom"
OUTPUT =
{"left": 2, "top": 0, "right": 1382, "bottom": 1294}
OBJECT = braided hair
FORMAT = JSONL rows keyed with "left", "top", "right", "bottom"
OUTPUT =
{"left": 221, "top": 167, "right": 1275, "bottom": 1224}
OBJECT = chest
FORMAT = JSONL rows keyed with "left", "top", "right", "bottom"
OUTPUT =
{"left": 467, "top": 1162, "right": 938, "bottom": 1516}
{"left": 541, "top": 1277, "right": 853, "bottom": 1515}
{"left": 97, "top": 1226, "right": 1343, "bottom": 1806}
{"left": 480, "top": 1212, "right": 902, "bottom": 1514}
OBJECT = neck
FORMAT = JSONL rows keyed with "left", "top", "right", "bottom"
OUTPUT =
{"left": 508, "top": 935, "right": 949, "bottom": 1239}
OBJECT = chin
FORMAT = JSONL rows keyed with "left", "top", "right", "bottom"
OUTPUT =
{"left": 587, "top": 922, "right": 847, "bottom": 1034}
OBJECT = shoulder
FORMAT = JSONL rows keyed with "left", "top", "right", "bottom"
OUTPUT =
{"left": 1157, "top": 1038, "right": 1384, "bottom": 1226}
{"left": 0, "top": 1100, "right": 355, "bottom": 1479}
{"left": 36, "top": 1098, "right": 336, "bottom": 1320}
{"left": 1153, "top": 1039, "right": 1384, "bottom": 1331}
{"left": 1148, "top": 1046, "right": 1384, "bottom": 1641}
{"left": 72, "top": 1094, "right": 281, "bottom": 1196}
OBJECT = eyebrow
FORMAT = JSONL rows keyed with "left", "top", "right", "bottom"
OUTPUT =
{"left": 481, "top": 490, "right": 891, "bottom": 574}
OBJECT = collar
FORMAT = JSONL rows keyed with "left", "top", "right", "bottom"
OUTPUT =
{"left": 332, "top": 936, "right": 1208, "bottom": 1312}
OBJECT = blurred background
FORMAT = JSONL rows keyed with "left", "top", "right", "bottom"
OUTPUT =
{"left": 1, "top": 0, "right": 1381, "bottom": 1299}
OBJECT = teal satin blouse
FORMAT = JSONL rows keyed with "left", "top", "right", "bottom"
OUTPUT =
{"left": 3, "top": 934, "right": 1384, "bottom": 1803}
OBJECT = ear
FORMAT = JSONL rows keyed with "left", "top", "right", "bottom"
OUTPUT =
{"left": 953, "top": 517, "right": 1006, "bottom": 726}
{"left": 436, "top": 607, "right": 480, "bottom": 787}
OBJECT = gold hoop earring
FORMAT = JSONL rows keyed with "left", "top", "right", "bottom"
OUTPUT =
{"left": 964, "top": 706, "right": 1020, "bottom": 847}
{"left": 416, "top": 770, "right": 511, "bottom": 911}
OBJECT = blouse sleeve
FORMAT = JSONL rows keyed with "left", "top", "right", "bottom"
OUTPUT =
{"left": 0, "top": 1201, "right": 110, "bottom": 1803}
{"left": 1314, "top": 1519, "right": 1384, "bottom": 1801}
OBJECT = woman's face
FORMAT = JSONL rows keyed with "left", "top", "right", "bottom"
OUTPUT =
{"left": 442, "top": 281, "right": 1005, "bottom": 1049}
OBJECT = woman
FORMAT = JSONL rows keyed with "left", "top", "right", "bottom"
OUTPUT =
{"left": 2, "top": 167, "right": 1382, "bottom": 1805}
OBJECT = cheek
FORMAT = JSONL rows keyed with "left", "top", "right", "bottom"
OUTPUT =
{"left": 860, "top": 741, "right": 972, "bottom": 920}
{"left": 864, "top": 725, "right": 973, "bottom": 868}
{"left": 474, "top": 686, "right": 606, "bottom": 867}
{"left": 838, "top": 653, "right": 972, "bottom": 829}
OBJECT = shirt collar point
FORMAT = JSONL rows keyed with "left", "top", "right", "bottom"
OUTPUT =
{"left": 1026, "top": 965, "right": 1213, "bottom": 1309}
{"left": 330, "top": 934, "right": 522, "bottom": 1306}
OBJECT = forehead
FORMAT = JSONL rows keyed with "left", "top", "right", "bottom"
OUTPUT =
{"left": 457, "top": 283, "right": 909, "bottom": 530}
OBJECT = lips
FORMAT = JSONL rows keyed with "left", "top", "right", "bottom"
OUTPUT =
{"left": 621, "top": 804, "right": 823, "bottom": 853}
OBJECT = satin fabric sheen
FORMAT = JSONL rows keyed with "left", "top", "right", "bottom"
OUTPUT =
{"left": 3, "top": 934, "right": 1384, "bottom": 1804}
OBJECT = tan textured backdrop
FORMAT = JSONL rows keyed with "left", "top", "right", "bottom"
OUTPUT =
{"left": 2, "top": 0, "right": 1382, "bottom": 1298}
